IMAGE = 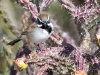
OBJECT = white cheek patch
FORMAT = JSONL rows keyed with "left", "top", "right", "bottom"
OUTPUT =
{"left": 48, "top": 23, "right": 54, "bottom": 29}
{"left": 37, "top": 24, "right": 42, "bottom": 27}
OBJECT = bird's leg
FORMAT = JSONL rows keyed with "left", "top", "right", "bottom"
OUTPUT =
{"left": 36, "top": 44, "right": 43, "bottom": 53}
{"left": 35, "top": 42, "right": 48, "bottom": 53}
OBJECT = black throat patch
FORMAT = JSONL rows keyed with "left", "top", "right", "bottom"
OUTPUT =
{"left": 40, "top": 25, "right": 52, "bottom": 33}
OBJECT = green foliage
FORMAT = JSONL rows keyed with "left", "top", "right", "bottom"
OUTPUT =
{"left": 0, "top": 71, "right": 9, "bottom": 75}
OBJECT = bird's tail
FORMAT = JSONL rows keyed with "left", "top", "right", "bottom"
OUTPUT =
{"left": 7, "top": 38, "right": 21, "bottom": 45}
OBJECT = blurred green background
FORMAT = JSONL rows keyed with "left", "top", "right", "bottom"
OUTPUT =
{"left": 0, "top": 0, "right": 92, "bottom": 74}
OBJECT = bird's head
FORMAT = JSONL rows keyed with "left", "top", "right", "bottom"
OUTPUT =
{"left": 36, "top": 13, "right": 53, "bottom": 31}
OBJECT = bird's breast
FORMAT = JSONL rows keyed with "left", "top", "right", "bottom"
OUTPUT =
{"left": 27, "top": 28, "right": 51, "bottom": 44}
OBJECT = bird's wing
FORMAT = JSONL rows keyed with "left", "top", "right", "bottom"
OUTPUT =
{"left": 21, "top": 22, "right": 37, "bottom": 35}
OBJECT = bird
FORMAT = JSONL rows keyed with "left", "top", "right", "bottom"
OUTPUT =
{"left": 7, "top": 13, "right": 53, "bottom": 46}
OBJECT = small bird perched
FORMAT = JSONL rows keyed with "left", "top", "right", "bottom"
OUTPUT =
{"left": 8, "top": 13, "right": 53, "bottom": 45}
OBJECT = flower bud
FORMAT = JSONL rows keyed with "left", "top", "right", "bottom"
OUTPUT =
{"left": 75, "top": 70, "right": 87, "bottom": 75}
{"left": 13, "top": 58, "right": 28, "bottom": 71}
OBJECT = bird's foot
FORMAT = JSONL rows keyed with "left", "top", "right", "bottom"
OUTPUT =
{"left": 36, "top": 44, "right": 43, "bottom": 53}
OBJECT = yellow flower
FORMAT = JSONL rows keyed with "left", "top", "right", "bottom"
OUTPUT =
{"left": 13, "top": 58, "right": 28, "bottom": 71}
{"left": 75, "top": 70, "right": 87, "bottom": 75}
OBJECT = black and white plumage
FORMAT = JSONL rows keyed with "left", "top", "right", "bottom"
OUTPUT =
{"left": 8, "top": 13, "right": 53, "bottom": 45}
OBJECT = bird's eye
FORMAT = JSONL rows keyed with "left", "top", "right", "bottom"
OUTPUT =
{"left": 36, "top": 18, "right": 43, "bottom": 24}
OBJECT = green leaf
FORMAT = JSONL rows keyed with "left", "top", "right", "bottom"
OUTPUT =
{"left": 0, "top": 71, "right": 8, "bottom": 75}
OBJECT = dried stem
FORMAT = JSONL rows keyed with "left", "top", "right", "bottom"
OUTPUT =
{"left": 8, "top": 0, "right": 100, "bottom": 75}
